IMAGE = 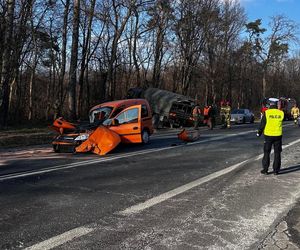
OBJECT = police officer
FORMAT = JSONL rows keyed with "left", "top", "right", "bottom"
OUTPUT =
{"left": 257, "top": 101, "right": 284, "bottom": 175}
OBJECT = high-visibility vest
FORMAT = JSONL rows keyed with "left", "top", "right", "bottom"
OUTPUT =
{"left": 203, "top": 107, "right": 210, "bottom": 116}
{"left": 264, "top": 109, "right": 284, "bottom": 136}
{"left": 291, "top": 107, "right": 299, "bottom": 117}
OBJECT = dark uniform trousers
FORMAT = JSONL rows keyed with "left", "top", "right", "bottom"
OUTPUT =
{"left": 262, "top": 135, "right": 282, "bottom": 173}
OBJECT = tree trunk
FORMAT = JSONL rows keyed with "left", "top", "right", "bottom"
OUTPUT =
{"left": 28, "top": 57, "right": 38, "bottom": 121}
{"left": 262, "top": 71, "right": 267, "bottom": 98}
{"left": 78, "top": 0, "right": 95, "bottom": 117}
{"left": 106, "top": 0, "right": 132, "bottom": 100}
{"left": 132, "top": 12, "right": 141, "bottom": 86}
{"left": 152, "top": 25, "right": 164, "bottom": 88}
{"left": 0, "top": 0, "right": 15, "bottom": 127}
{"left": 59, "top": 0, "right": 70, "bottom": 111}
{"left": 68, "top": 0, "right": 80, "bottom": 120}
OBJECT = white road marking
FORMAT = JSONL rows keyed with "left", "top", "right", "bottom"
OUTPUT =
{"left": 0, "top": 126, "right": 294, "bottom": 181}
{"left": 23, "top": 136, "right": 300, "bottom": 249}
{"left": 119, "top": 138, "right": 300, "bottom": 216}
{"left": 119, "top": 158, "right": 250, "bottom": 215}
{"left": 25, "top": 226, "right": 94, "bottom": 250}
{"left": 0, "top": 130, "right": 256, "bottom": 181}
{"left": 0, "top": 147, "right": 177, "bottom": 181}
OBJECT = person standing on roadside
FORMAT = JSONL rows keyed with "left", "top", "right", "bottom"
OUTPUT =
{"left": 192, "top": 104, "right": 202, "bottom": 130}
{"left": 291, "top": 104, "right": 299, "bottom": 125}
{"left": 203, "top": 104, "right": 212, "bottom": 129}
{"left": 210, "top": 103, "right": 217, "bottom": 129}
{"left": 220, "top": 101, "right": 231, "bottom": 128}
{"left": 257, "top": 101, "right": 284, "bottom": 175}
{"left": 220, "top": 101, "right": 226, "bottom": 128}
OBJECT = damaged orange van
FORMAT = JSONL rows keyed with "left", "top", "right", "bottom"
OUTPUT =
{"left": 52, "top": 99, "right": 153, "bottom": 153}
{"left": 103, "top": 103, "right": 153, "bottom": 144}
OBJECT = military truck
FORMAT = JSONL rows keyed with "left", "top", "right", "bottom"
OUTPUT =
{"left": 127, "top": 87, "right": 195, "bottom": 128}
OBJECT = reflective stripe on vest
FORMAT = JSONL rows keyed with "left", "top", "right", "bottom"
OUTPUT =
{"left": 264, "top": 109, "right": 284, "bottom": 136}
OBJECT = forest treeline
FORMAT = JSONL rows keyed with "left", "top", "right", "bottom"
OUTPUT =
{"left": 0, "top": 0, "right": 299, "bottom": 126}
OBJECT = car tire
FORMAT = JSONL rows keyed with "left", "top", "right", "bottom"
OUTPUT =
{"left": 242, "top": 117, "right": 246, "bottom": 124}
{"left": 250, "top": 116, "right": 254, "bottom": 123}
{"left": 142, "top": 129, "right": 150, "bottom": 144}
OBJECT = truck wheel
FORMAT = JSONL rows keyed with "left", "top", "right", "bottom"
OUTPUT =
{"left": 142, "top": 129, "right": 150, "bottom": 144}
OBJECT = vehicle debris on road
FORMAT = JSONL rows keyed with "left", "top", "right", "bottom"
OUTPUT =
{"left": 177, "top": 129, "right": 200, "bottom": 142}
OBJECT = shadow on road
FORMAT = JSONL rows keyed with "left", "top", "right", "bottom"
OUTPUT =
{"left": 277, "top": 164, "right": 300, "bottom": 175}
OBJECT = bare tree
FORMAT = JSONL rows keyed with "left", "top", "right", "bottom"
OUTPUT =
{"left": 105, "top": 0, "right": 135, "bottom": 99}
{"left": 148, "top": 0, "right": 173, "bottom": 88}
{"left": 246, "top": 15, "right": 299, "bottom": 98}
{"left": 77, "top": 0, "right": 96, "bottom": 117}
{"left": 58, "top": 0, "right": 70, "bottom": 112}
{"left": 0, "top": 0, "right": 15, "bottom": 126}
{"left": 68, "top": 0, "right": 80, "bottom": 120}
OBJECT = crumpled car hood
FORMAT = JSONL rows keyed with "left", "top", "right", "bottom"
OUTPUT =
{"left": 75, "top": 126, "right": 121, "bottom": 155}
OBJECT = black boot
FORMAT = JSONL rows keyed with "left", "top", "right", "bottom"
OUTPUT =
{"left": 260, "top": 169, "right": 268, "bottom": 175}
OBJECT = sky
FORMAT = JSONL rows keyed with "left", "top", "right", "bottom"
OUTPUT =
{"left": 240, "top": 0, "right": 300, "bottom": 25}
{"left": 239, "top": 0, "right": 300, "bottom": 52}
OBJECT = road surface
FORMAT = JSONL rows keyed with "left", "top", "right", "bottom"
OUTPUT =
{"left": 1, "top": 122, "right": 300, "bottom": 249}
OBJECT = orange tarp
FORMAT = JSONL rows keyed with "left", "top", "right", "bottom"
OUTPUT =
{"left": 76, "top": 126, "right": 121, "bottom": 155}
{"left": 178, "top": 129, "right": 200, "bottom": 142}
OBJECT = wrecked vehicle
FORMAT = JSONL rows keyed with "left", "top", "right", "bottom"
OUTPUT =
{"left": 127, "top": 87, "right": 195, "bottom": 128}
{"left": 51, "top": 99, "right": 154, "bottom": 155}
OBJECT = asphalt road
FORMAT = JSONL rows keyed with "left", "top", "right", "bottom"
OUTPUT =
{"left": 1, "top": 122, "right": 300, "bottom": 249}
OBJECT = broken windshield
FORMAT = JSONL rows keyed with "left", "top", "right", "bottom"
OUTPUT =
{"left": 89, "top": 107, "right": 113, "bottom": 123}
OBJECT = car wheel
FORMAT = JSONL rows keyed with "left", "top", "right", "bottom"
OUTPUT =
{"left": 250, "top": 116, "right": 254, "bottom": 123}
{"left": 142, "top": 129, "right": 150, "bottom": 144}
{"left": 242, "top": 117, "right": 246, "bottom": 124}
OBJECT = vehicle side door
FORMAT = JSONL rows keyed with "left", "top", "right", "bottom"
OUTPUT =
{"left": 109, "top": 105, "right": 142, "bottom": 143}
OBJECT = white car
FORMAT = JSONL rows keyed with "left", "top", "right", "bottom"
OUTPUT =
{"left": 230, "top": 109, "right": 255, "bottom": 124}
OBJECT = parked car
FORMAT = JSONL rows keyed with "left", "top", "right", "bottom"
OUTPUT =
{"left": 230, "top": 109, "right": 255, "bottom": 124}
{"left": 51, "top": 99, "right": 153, "bottom": 154}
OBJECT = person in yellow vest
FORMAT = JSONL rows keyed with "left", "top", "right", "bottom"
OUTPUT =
{"left": 291, "top": 104, "right": 299, "bottom": 125}
{"left": 257, "top": 101, "right": 284, "bottom": 175}
{"left": 192, "top": 104, "right": 202, "bottom": 130}
{"left": 220, "top": 101, "right": 231, "bottom": 128}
